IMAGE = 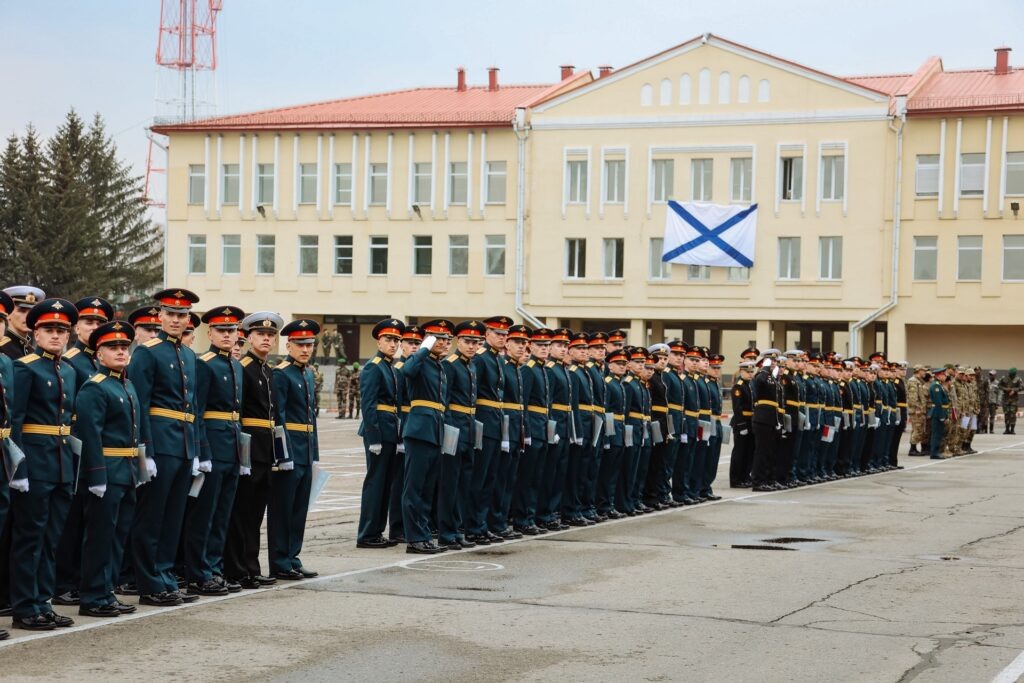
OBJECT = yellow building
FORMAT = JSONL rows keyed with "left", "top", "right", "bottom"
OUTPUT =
{"left": 155, "top": 34, "right": 1024, "bottom": 366}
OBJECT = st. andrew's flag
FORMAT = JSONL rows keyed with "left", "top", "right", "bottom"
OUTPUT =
{"left": 662, "top": 200, "right": 758, "bottom": 268}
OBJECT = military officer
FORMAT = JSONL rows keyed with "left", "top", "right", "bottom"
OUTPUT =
{"left": 356, "top": 319, "right": 407, "bottom": 549}
{"left": 400, "top": 319, "right": 452, "bottom": 554}
{"left": 890, "top": 361, "right": 909, "bottom": 466}
{"left": 672, "top": 344, "right": 702, "bottom": 505}
{"left": 538, "top": 328, "right": 573, "bottom": 531}
{"left": 493, "top": 324, "right": 530, "bottom": 539}
{"left": 0, "top": 292, "right": 15, "bottom": 638}
{"left": 997, "top": 368, "right": 1023, "bottom": 434}
{"left": 223, "top": 311, "right": 283, "bottom": 590}
{"left": 929, "top": 367, "right": 951, "bottom": 458}
{"left": 596, "top": 349, "right": 628, "bottom": 517}
{"left": 185, "top": 306, "right": 245, "bottom": 596}
{"left": 437, "top": 320, "right": 481, "bottom": 551}
{"left": 729, "top": 360, "right": 755, "bottom": 487}
{"left": 334, "top": 359, "right": 352, "bottom": 418}
{"left": 619, "top": 347, "right": 646, "bottom": 515}
{"left": 906, "top": 365, "right": 928, "bottom": 455}
{"left": 182, "top": 312, "right": 200, "bottom": 348}
{"left": 54, "top": 296, "right": 114, "bottom": 607}
{"left": 703, "top": 353, "right": 725, "bottom": 500}
{"left": 75, "top": 321, "right": 140, "bottom": 618}
{"left": 663, "top": 340, "right": 688, "bottom": 502}
{"left": 9, "top": 298, "right": 79, "bottom": 630}
{"left": 0, "top": 286, "right": 45, "bottom": 360}
{"left": 643, "top": 343, "right": 670, "bottom": 509}
{"left": 565, "top": 332, "right": 597, "bottom": 525}
{"left": 751, "top": 350, "right": 782, "bottom": 491}
{"left": 511, "top": 328, "right": 552, "bottom": 535}
{"left": 129, "top": 288, "right": 200, "bottom": 607}
{"left": 269, "top": 319, "right": 321, "bottom": 578}
{"left": 127, "top": 306, "right": 162, "bottom": 347}
{"left": 690, "top": 347, "right": 713, "bottom": 500}
{"left": 605, "top": 330, "right": 627, "bottom": 357}
{"left": 631, "top": 352, "right": 655, "bottom": 514}
{"left": 583, "top": 332, "right": 609, "bottom": 520}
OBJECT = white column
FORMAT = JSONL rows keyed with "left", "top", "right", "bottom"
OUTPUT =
{"left": 250, "top": 134, "right": 258, "bottom": 214}
{"left": 937, "top": 119, "right": 947, "bottom": 216}
{"left": 443, "top": 132, "right": 451, "bottom": 218}
{"left": 350, "top": 133, "right": 358, "bottom": 215}
{"left": 624, "top": 145, "right": 631, "bottom": 218}
{"left": 842, "top": 141, "right": 848, "bottom": 217}
{"left": 273, "top": 134, "right": 280, "bottom": 218}
{"left": 953, "top": 118, "right": 963, "bottom": 218}
{"left": 238, "top": 134, "right": 246, "bottom": 218}
{"left": 983, "top": 117, "right": 992, "bottom": 214}
{"left": 1000, "top": 116, "right": 1009, "bottom": 216}
{"left": 363, "top": 134, "right": 371, "bottom": 217}
{"left": 215, "top": 134, "right": 223, "bottom": 217}
{"left": 292, "top": 134, "right": 300, "bottom": 214}
{"left": 430, "top": 132, "right": 438, "bottom": 216}
{"left": 479, "top": 131, "right": 487, "bottom": 217}
{"left": 327, "top": 134, "right": 335, "bottom": 219}
{"left": 466, "top": 132, "right": 474, "bottom": 217}
{"left": 203, "top": 135, "right": 211, "bottom": 217}
{"left": 386, "top": 132, "right": 393, "bottom": 219}
{"left": 316, "top": 133, "right": 323, "bottom": 217}
{"left": 407, "top": 133, "right": 415, "bottom": 217}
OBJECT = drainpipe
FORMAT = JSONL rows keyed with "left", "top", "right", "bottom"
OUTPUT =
{"left": 513, "top": 107, "right": 542, "bottom": 327}
{"left": 850, "top": 98, "right": 906, "bottom": 356}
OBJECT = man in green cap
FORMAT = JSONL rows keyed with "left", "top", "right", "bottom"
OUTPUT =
{"left": 334, "top": 358, "right": 351, "bottom": 418}
{"left": 348, "top": 362, "right": 361, "bottom": 420}
{"left": 998, "top": 368, "right": 1024, "bottom": 434}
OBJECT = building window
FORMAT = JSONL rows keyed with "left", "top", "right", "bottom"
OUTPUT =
{"left": 758, "top": 79, "right": 770, "bottom": 102}
{"left": 413, "top": 235, "right": 432, "bottom": 275}
{"left": 298, "top": 235, "right": 318, "bottom": 275}
{"left": 221, "top": 163, "right": 239, "bottom": 205}
{"left": 1006, "top": 152, "right": 1024, "bottom": 196}
{"left": 915, "top": 155, "right": 940, "bottom": 197}
{"left": 369, "top": 163, "right": 387, "bottom": 205}
{"left": 960, "top": 153, "right": 985, "bottom": 196}
{"left": 687, "top": 265, "right": 710, "bottom": 281}
{"left": 957, "top": 235, "right": 982, "bottom": 280}
{"left": 652, "top": 159, "right": 674, "bottom": 202}
{"left": 730, "top": 157, "right": 752, "bottom": 203}
{"left": 913, "top": 236, "right": 937, "bottom": 281}
{"left": 257, "top": 163, "right": 274, "bottom": 205}
{"left": 369, "top": 236, "right": 388, "bottom": 275}
{"left": 298, "top": 163, "right": 317, "bottom": 204}
{"left": 187, "top": 234, "right": 206, "bottom": 274}
{"left": 603, "top": 238, "right": 624, "bottom": 279}
{"left": 659, "top": 78, "right": 672, "bottom": 106}
{"left": 737, "top": 75, "right": 750, "bottom": 103}
{"left": 649, "top": 238, "right": 669, "bottom": 280}
{"left": 485, "top": 235, "right": 506, "bottom": 276}
{"left": 334, "top": 236, "right": 353, "bottom": 275}
{"left": 778, "top": 237, "right": 801, "bottom": 280}
{"left": 604, "top": 159, "right": 625, "bottom": 203}
{"left": 256, "top": 235, "right": 275, "bottom": 275}
{"left": 822, "top": 155, "right": 845, "bottom": 201}
{"left": 566, "top": 238, "right": 586, "bottom": 279}
{"left": 1004, "top": 235, "right": 1024, "bottom": 280}
{"left": 780, "top": 156, "right": 803, "bottom": 201}
{"left": 188, "top": 165, "right": 205, "bottom": 204}
{"left": 691, "top": 158, "right": 713, "bottom": 201}
{"left": 718, "top": 72, "right": 731, "bottom": 104}
{"left": 413, "top": 162, "right": 432, "bottom": 205}
{"left": 334, "top": 163, "right": 352, "bottom": 205}
{"left": 449, "top": 161, "right": 467, "bottom": 205}
{"left": 485, "top": 161, "right": 507, "bottom": 204}
{"left": 566, "top": 159, "right": 588, "bottom": 204}
{"left": 819, "top": 236, "right": 843, "bottom": 280}
{"left": 222, "top": 234, "right": 240, "bottom": 275}
{"left": 449, "top": 235, "right": 468, "bottom": 276}
{"left": 727, "top": 266, "right": 750, "bottom": 281}
{"left": 698, "top": 68, "right": 711, "bottom": 104}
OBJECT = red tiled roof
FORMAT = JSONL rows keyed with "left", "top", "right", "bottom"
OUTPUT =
{"left": 905, "top": 68, "right": 1024, "bottom": 114}
{"left": 153, "top": 82, "right": 569, "bottom": 133}
{"left": 845, "top": 74, "right": 913, "bottom": 96}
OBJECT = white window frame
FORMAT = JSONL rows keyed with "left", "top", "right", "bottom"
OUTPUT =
{"left": 566, "top": 238, "right": 587, "bottom": 279}
{"left": 298, "top": 235, "right": 318, "bottom": 275}
{"left": 221, "top": 163, "right": 240, "bottom": 206}
{"left": 915, "top": 154, "right": 940, "bottom": 198}
{"left": 819, "top": 149, "right": 847, "bottom": 207}
{"left": 687, "top": 264, "right": 710, "bottom": 281}
{"left": 913, "top": 236, "right": 938, "bottom": 281}
{"left": 562, "top": 147, "right": 591, "bottom": 217}
{"left": 1003, "top": 235, "right": 1024, "bottom": 281}
{"left": 649, "top": 238, "right": 670, "bottom": 281}
{"left": 448, "top": 235, "right": 469, "bottom": 276}
{"left": 727, "top": 266, "right": 750, "bottom": 281}
{"left": 413, "top": 162, "right": 432, "bottom": 205}
{"left": 369, "top": 235, "right": 389, "bottom": 275}
{"left": 818, "top": 236, "right": 843, "bottom": 281}
{"left": 369, "top": 163, "right": 388, "bottom": 206}
{"left": 448, "top": 161, "right": 468, "bottom": 205}
{"left": 484, "top": 160, "right": 507, "bottom": 204}
{"left": 651, "top": 158, "right": 674, "bottom": 204}
{"left": 566, "top": 159, "right": 588, "bottom": 205}
{"left": 333, "top": 235, "right": 353, "bottom": 276}
{"left": 484, "top": 234, "right": 506, "bottom": 276}
{"left": 256, "top": 234, "right": 275, "bottom": 275}
{"left": 690, "top": 158, "right": 713, "bottom": 202}
{"left": 777, "top": 236, "right": 801, "bottom": 280}
{"left": 604, "top": 158, "right": 626, "bottom": 205}
{"left": 257, "top": 163, "right": 275, "bottom": 205}
{"left": 187, "top": 234, "right": 206, "bottom": 275}
{"left": 412, "top": 235, "right": 432, "bottom": 276}
{"left": 730, "top": 157, "right": 752, "bottom": 203}
{"left": 298, "top": 163, "right": 317, "bottom": 205}
{"left": 774, "top": 143, "right": 806, "bottom": 215}
{"left": 602, "top": 237, "right": 624, "bottom": 280}
{"left": 188, "top": 165, "right": 205, "bottom": 205}
{"left": 333, "top": 162, "right": 352, "bottom": 206}
{"left": 1006, "top": 151, "right": 1024, "bottom": 197}
{"left": 599, "top": 146, "right": 629, "bottom": 218}
{"left": 221, "top": 234, "right": 240, "bottom": 275}
{"left": 956, "top": 235, "right": 982, "bottom": 281}
{"left": 959, "top": 152, "right": 985, "bottom": 197}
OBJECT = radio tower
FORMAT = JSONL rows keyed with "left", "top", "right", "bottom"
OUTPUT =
{"left": 144, "top": 0, "right": 223, "bottom": 207}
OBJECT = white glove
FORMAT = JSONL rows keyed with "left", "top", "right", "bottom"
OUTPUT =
{"left": 89, "top": 484, "right": 106, "bottom": 498}
{"left": 603, "top": 443, "right": 610, "bottom": 450}
{"left": 397, "top": 443, "right": 406, "bottom": 454}
{"left": 740, "top": 429, "right": 749, "bottom": 436}
{"left": 681, "top": 434, "right": 688, "bottom": 443}
{"left": 553, "top": 434, "right": 560, "bottom": 444}
{"left": 278, "top": 460, "right": 295, "bottom": 471}
{"left": 146, "top": 457, "right": 158, "bottom": 478}
{"left": 501, "top": 440, "right": 510, "bottom": 452}
{"left": 239, "top": 466, "right": 252, "bottom": 476}
{"left": 197, "top": 460, "right": 212, "bottom": 473}
{"left": 422, "top": 335, "right": 437, "bottom": 352}
{"left": 575, "top": 437, "right": 584, "bottom": 446}
{"left": 368, "top": 443, "right": 382, "bottom": 455}
{"left": 10, "top": 478, "right": 28, "bottom": 493}
{"left": 191, "top": 458, "right": 200, "bottom": 476}
{"left": 524, "top": 436, "right": 532, "bottom": 447}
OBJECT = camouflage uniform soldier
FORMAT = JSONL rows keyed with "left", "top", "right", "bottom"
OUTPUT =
{"left": 906, "top": 365, "right": 928, "bottom": 455}
{"left": 922, "top": 371, "right": 934, "bottom": 450}
{"left": 962, "top": 368, "right": 978, "bottom": 454}
{"left": 312, "top": 363, "right": 324, "bottom": 413}
{"left": 976, "top": 368, "right": 990, "bottom": 434}
{"left": 335, "top": 358, "right": 352, "bottom": 418}
{"left": 987, "top": 371, "right": 1000, "bottom": 433}
{"left": 997, "top": 368, "right": 1024, "bottom": 435}
{"left": 347, "top": 362, "right": 361, "bottom": 419}
{"left": 942, "top": 367, "right": 962, "bottom": 456}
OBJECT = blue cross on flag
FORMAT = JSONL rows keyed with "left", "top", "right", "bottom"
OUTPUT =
{"left": 662, "top": 200, "right": 758, "bottom": 268}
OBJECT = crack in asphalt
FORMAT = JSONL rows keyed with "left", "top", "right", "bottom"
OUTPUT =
{"left": 768, "top": 564, "right": 925, "bottom": 624}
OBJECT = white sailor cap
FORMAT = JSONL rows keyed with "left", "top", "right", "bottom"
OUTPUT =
{"left": 241, "top": 310, "right": 285, "bottom": 332}
{"left": 3, "top": 285, "right": 46, "bottom": 308}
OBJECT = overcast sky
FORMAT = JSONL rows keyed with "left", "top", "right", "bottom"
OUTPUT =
{"left": 2, "top": 0, "right": 1022, "bottom": 179}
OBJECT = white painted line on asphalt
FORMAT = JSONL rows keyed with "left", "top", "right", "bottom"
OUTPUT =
{"left": 2, "top": 438, "right": 1021, "bottom": 650}
{"left": 992, "top": 649, "right": 1024, "bottom": 683}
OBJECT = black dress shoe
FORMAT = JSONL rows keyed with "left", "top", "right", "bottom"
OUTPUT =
{"left": 640, "top": 505, "right": 655, "bottom": 513}
{"left": 52, "top": 591, "right": 80, "bottom": 606}
{"left": 406, "top": 541, "right": 443, "bottom": 555}
{"left": 752, "top": 485, "right": 774, "bottom": 492}
{"left": 42, "top": 611, "right": 75, "bottom": 627}
{"left": 0, "top": 628, "right": 8, "bottom": 640}
{"left": 256, "top": 575, "right": 277, "bottom": 586}
{"left": 79, "top": 604, "right": 120, "bottom": 618}
{"left": 357, "top": 536, "right": 392, "bottom": 549}
{"left": 0, "top": 605, "right": 11, "bottom": 617}
{"left": 469, "top": 533, "right": 491, "bottom": 545}
{"left": 239, "top": 576, "right": 262, "bottom": 590}
{"left": 705, "top": 493, "right": 722, "bottom": 501}
{"left": 273, "top": 569, "right": 304, "bottom": 581}
{"left": 443, "top": 541, "right": 463, "bottom": 551}
{"left": 502, "top": 528, "right": 523, "bottom": 539}
{"left": 139, "top": 592, "right": 183, "bottom": 607}
{"left": 188, "top": 580, "right": 228, "bottom": 596}
{"left": 176, "top": 591, "right": 200, "bottom": 603}
{"left": 389, "top": 536, "right": 406, "bottom": 545}
{"left": 224, "top": 579, "right": 242, "bottom": 593}
{"left": 485, "top": 531, "right": 504, "bottom": 543}
{"left": 115, "top": 583, "right": 139, "bottom": 596}
{"left": 297, "top": 566, "right": 318, "bottom": 578}
{"left": 594, "top": 514, "right": 608, "bottom": 522}
{"left": 114, "top": 600, "right": 137, "bottom": 614}
{"left": 12, "top": 614, "right": 54, "bottom": 631}
{"left": 566, "top": 517, "right": 588, "bottom": 527}
{"left": 458, "top": 537, "right": 477, "bottom": 548}
{"left": 174, "top": 574, "right": 187, "bottom": 588}
{"left": 515, "top": 525, "right": 539, "bottom": 536}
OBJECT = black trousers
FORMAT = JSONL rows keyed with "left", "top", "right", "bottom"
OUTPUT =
{"left": 729, "top": 430, "right": 754, "bottom": 486}
{"left": 223, "top": 459, "right": 272, "bottom": 580}
{"left": 751, "top": 423, "right": 777, "bottom": 486}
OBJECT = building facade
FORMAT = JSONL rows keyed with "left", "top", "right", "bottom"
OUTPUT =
{"left": 156, "top": 35, "right": 1024, "bottom": 366}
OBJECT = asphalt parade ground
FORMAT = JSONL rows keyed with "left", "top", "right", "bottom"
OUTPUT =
{"left": 2, "top": 417, "right": 1024, "bottom": 682}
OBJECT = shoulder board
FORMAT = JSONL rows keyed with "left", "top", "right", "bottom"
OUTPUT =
{"left": 605, "top": 376, "right": 613, "bottom": 384}
{"left": 200, "top": 351, "right": 217, "bottom": 362}
{"left": 18, "top": 353, "right": 40, "bottom": 364}
{"left": 0, "top": 336, "right": 9, "bottom": 347}
{"left": 372, "top": 356, "right": 383, "bottom": 365}
{"left": 527, "top": 359, "right": 536, "bottom": 368}
{"left": 445, "top": 354, "right": 458, "bottom": 363}
{"left": 736, "top": 379, "right": 744, "bottom": 385}
{"left": 586, "top": 361, "right": 594, "bottom": 368}
{"left": 569, "top": 365, "right": 578, "bottom": 372}
{"left": 143, "top": 338, "right": 163, "bottom": 348}
{"left": 240, "top": 356, "right": 253, "bottom": 367}
{"left": 624, "top": 376, "right": 633, "bottom": 383}
{"left": 64, "top": 348, "right": 81, "bottom": 359}
{"left": 274, "top": 360, "right": 291, "bottom": 370}
{"left": 89, "top": 373, "right": 106, "bottom": 384}
{"left": 394, "top": 361, "right": 405, "bottom": 369}
{"left": 545, "top": 361, "right": 554, "bottom": 368}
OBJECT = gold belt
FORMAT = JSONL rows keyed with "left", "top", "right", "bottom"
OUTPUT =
{"left": 785, "top": 400, "right": 802, "bottom": 407}
{"left": 628, "top": 411, "right": 650, "bottom": 421}
{"left": 476, "top": 398, "right": 503, "bottom": 409}
{"left": 742, "top": 410, "right": 753, "bottom": 416}
{"left": 551, "top": 403, "right": 571, "bottom": 412}
{"left": 897, "top": 402, "right": 908, "bottom": 408}
{"left": 410, "top": 400, "right": 444, "bottom": 412}
{"left": 241, "top": 417, "right": 274, "bottom": 429}
{"left": 149, "top": 407, "right": 195, "bottom": 423}
{"left": 699, "top": 409, "right": 712, "bottom": 415}
{"left": 22, "top": 424, "right": 72, "bottom": 436}
{"left": 202, "top": 410, "right": 239, "bottom": 421}
{"left": 285, "top": 422, "right": 314, "bottom": 433}
{"left": 102, "top": 447, "right": 139, "bottom": 457}
{"left": 651, "top": 405, "right": 669, "bottom": 413}
{"left": 684, "top": 410, "right": 700, "bottom": 418}
{"left": 755, "top": 400, "right": 778, "bottom": 408}
{"left": 375, "top": 404, "right": 398, "bottom": 414}
{"left": 449, "top": 404, "right": 475, "bottom": 415}
{"left": 667, "top": 403, "right": 683, "bottom": 411}
{"left": 401, "top": 406, "right": 411, "bottom": 414}
{"left": 527, "top": 405, "right": 548, "bottom": 415}
{"left": 503, "top": 403, "right": 523, "bottom": 411}
{"left": 613, "top": 414, "right": 625, "bottom": 421}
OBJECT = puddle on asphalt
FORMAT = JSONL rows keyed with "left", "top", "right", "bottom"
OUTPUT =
{"left": 717, "top": 544, "right": 797, "bottom": 551}
{"left": 763, "top": 537, "right": 827, "bottom": 544}
{"left": 705, "top": 532, "right": 846, "bottom": 552}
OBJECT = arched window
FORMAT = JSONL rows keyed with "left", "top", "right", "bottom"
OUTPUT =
{"left": 737, "top": 75, "right": 750, "bottom": 103}
{"left": 698, "top": 68, "right": 711, "bottom": 104}
{"left": 718, "top": 71, "right": 731, "bottom": 104}
{"left": 758, "top": 79, "right": 770, "bottom": 102}
{"left": 679, "top": 74, "right": 691, "bottom": 105}
{"left": 640, "top": 83, "right": 653, "bottom": 106}
{"left": 659, "top": 78, "right": 672, "bottom": 105}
